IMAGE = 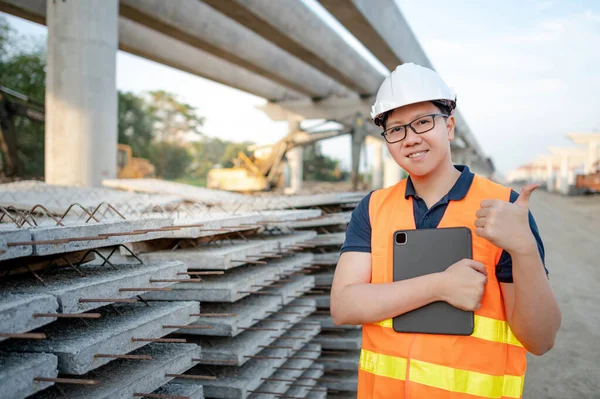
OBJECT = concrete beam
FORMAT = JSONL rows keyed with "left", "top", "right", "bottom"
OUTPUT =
{"left": 119, "top": 0, "right": 353, "bottom": 99}
{"left": 0, "top": 0, "right": 309, "bottom": 102}
{"left": 202, "top": 0, "right": 383, "bottom": 95}
{"left": 317, "top": 0, "right": 429, "bottom": 70}
{"left": 314, "top": 329, "right": 362, "bottom": 351}
{"left": 254, "top": 360, "right": 323, "bottom": 399}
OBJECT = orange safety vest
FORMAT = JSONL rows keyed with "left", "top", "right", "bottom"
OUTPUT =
{"left": 357, "top": 175, "right": 527, "bottom": 399}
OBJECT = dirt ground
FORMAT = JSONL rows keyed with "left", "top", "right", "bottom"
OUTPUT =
{"left": 515, "top": 187, "right": 600, "bottom": 398}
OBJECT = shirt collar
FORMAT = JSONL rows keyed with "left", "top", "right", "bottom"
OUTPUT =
{"left": 405, "top": 164, "right": 474, "bottom": 201}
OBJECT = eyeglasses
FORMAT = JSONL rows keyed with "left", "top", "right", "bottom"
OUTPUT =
{"left": 380, "top": 113, "right": 448, "bottom": 144}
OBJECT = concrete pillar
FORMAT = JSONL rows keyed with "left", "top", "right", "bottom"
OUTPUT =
{"left": 367, "top": 136, "right": 383, "bottom": 189}
{"left": 285, "top": 120, "right": 303, "bottom": 194}
{"left": 383, "top": 154, "right": 403, "bottom": 188}
{"left": 45, "top": 0, "right": 118, "bottom": 187}
{"left": 587, "top": 141, "right": 599, "bottom": 174}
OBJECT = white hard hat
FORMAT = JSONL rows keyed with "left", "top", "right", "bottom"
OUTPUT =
{"left": 371, "top": 63, "right": 456, "bottom": 127}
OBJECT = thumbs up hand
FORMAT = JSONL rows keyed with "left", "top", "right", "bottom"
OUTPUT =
{"left": 475, "top": 184, "right": 540, "bottom": 256}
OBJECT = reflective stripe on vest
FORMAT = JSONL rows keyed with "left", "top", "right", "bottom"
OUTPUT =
{"left": 358, "top": 175, "right": 528, "bottom": 399}
{"left": 360, "top": 349, "right": 524, "bottom": 399}
{"left": 373, "top": 315, "right": 523, "bottom": 347}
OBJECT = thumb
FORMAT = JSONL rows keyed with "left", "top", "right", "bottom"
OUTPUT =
{"left": 515, "top": 183, "right": 540, "bottom": 207}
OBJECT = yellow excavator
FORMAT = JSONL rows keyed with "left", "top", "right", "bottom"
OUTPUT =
{"left": 0, "top": 85, "right": 154, "bottom": 179}
{"left": 207, "top": 126, "right": 351, "bottom": 192}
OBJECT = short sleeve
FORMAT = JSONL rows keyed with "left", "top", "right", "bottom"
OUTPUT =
{"left": 495, "top": 189, "right": 548, "bottom": 283}
{"left": 340, "top": 191, "right": 373, "bottom": 253}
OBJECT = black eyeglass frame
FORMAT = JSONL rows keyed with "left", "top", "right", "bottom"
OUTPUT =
{"left": 380, "top": 113, "right": 448, "bottom": 144}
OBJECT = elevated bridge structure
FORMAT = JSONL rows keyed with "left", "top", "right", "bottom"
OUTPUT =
{"left": 0, "top": 0, "right": 495, "bottom": 190}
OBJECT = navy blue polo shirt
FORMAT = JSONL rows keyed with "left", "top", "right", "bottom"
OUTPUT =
{"left": 341, "top": 165, "right": 547, "bottom": 282}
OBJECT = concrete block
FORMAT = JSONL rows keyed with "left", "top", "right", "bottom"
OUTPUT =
{"left": 32, "top": 343, "right": 200, "bottom": 399}
{"left": 281, "top": 364, "right": 324, "bottom": 399}
{"left": 314, "top": 329, "right": 362, "bottom": 350}
{"left": 30, "top": 217, "right": 173, "bottom": 256}
{"left": 0, "top": 226, "right": 33, "bottom": 261}
{"left": 183, "top": 337, "right": 322, "bottom": 399}
{"left": 0, "top": 294, "right": 58, "bottom": 342}
{"left": 0, "top": 351, "right": 58, "bottom": 399}
{"left": 139, "top": 231, "right": 316, "bottom": 271}
{"left": 188, "top": 299, "right": 316, "bottom": 366}
{"left": 321, "top": 370, "right": 358, "bottom": 392}
{"left": 320, "top": 350, "right": 360, "bottom": 372}
{"left": 142, "top": 254, "right": 313, "bottom": 303}
{"left": 1, "top": 261, "right": 187, "bottom": 313}
{"left": 3, "top": 301, "right": 199, "bottom": 375}
{"left": 248, "top": 352, "right": 321, "bottom": 399}
{"left": 151, "top": 382, "right": 204, "bottom": 399}
{"left": 180, "top": 276, "right": 315, "bottom": 337}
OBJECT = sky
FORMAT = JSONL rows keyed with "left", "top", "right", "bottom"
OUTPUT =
{"left": 2, "top": 0, "right": 599, "bottom": 177}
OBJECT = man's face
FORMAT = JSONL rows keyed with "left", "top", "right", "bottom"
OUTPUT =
{"left": 383, "top": 101, "right": 455, "bottom": 177}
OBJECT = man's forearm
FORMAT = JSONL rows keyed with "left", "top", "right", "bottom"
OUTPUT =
{"left": 509, "top": 248, "right": 561, "bottom": 355}
{"left": 330, "top": 273, "right": 442, "bottom": 326}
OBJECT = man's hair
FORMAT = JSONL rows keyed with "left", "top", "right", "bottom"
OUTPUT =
{"left": 380, "top": 99, "right": 456, "bottom": 130}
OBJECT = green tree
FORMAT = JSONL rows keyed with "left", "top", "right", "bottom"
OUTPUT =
{"left": 148, "top": 90, "right": 204, "bottom": 143}
{"left": 303, "top": 142, "right": 344, "bottom": 182}
{"left": 117, "top": 91, "right": 154, "bottom": 159}
{"left": 0, "top": 16, "right": 46, "bottom": 177}
{"left": 149, "top": 141, "right": 192, "bottom": 180}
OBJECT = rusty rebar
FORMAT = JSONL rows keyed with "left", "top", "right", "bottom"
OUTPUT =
{"left": 131, "top": 337, "right": 186, "bottom": 343}
{"left": 163, "top": 325, "right": 213, "bottom": 330}
{"left": 34, "top": 377, "right": 99, "bottom": 385}
{"left": 189, "top": 313, "right": 236, "bottom": 317}
{"left": 133, "top": 394, "right": 189, "bottom": 399}
{"left": 79, "top": 298, "right": 137, "bottom": 303}
{"left": 0, "top": 332, "right": 46, "bottom": 339}
{"left": 119, "top": 287, "right": 172, "bottom": 292}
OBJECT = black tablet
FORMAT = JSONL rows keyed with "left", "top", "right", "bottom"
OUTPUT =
{"left": 392, "top": 227, "right": 474, "bottom": 335}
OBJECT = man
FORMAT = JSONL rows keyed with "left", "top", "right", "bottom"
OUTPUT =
{"left": 330, "top": 63, "right": 561, "bottom": 398}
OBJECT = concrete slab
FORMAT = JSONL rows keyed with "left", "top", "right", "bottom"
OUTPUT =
{"left": 142, "top": 254, "right": 314, "bottom": 303}
{"left": 248, "top": 355, "right": 321, "bottom": 399}
{"left": 319, "top": 351, "right": 360, "bottom": 372}
{"left": 187, "top": 299, "right": 316, "bottom": 366}
{"left": 0, "top": 293, "right": 58, "bottom": 342}
{"left": 30, "top": 217, "right": 173, "bottom": 256}
{"left": 312, "top": 252, "right": 339, "bottom": 266}
{"left": 151, "top": 382, "right": 204, "bottom": 399}
{"left": 139, "top": 231, "right": 316, "bottom": 271}
{"left": 303, "top": 233, "right": 345, "bottom": 248}
{"left": 281, "top": 365, "right": 325, "bottom": 399}
{"left": 180, "top": 276, "right": 315, "bottom": 337}
{"left": 182, "top": 338, "right": 322, "bottom": 399}
{"left": 1, "top": 261, "right": 187, "bottom": 313}
{"left": 269, "top": 212, "right": 351, "bottom": 230}
{"left": 314, "top": 329, "right": 362, "bottom": 351}
{"left": 313, "top": 295, "right": 330, "bottom": 309}
{"left": 32, "top": 343, "right": 200, "bottom": 399}
{"left": 0, "top": 226, "right": 33, "bottom": 261}
{"left": 313, "top": 271, "right": 334, "bottom": 286}
{"left": 321, "top": 370, "right": 358, "bottom": 392}
{"left": 0, "top": 180, "right": 182, "bottom": 215}
{"left": 2, "top": 301, "right": 199, "bottom": 375}
{"left": 0, "top": 351, "right": 58, "bottom": 399}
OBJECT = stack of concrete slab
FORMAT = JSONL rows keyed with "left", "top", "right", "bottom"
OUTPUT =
{"left": 0, "top": 180, "right": 364, "bottom": 398}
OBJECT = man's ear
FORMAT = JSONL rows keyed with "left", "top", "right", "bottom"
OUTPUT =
{"left": 447, "top": 115, "right": 456, "bottom": 141}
